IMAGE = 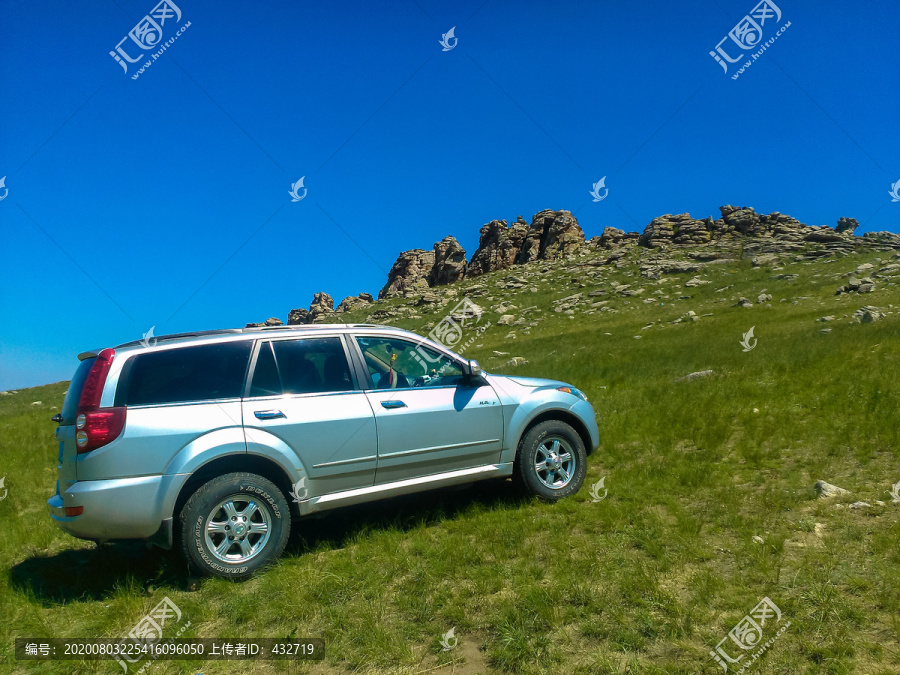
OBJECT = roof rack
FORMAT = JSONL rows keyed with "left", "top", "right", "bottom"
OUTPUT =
{"left": 114, "top": 324, "right": 398, "bottom": 349}
{"left": 240, "top": 323, "right": 383, "bottom": 332}
{"left": 114, "top": 329, "right": 245, "bottom": 349}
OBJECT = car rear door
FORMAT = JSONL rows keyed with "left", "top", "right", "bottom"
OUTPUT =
{"left": 241, "top": 335, "right": 377, "bottom": 496}
{"left": 351, "top": 334, "right": 504, "bottom": 485}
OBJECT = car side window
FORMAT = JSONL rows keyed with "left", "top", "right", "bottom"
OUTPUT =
{"left": 355, "top": 336, "right": 464, "bottom": 390}
{"left": 250, "top": 337, "right": 354, "bottom": 396}
{"left": 116, "top": 341, "right": 253, "bottom": 406}
{"left": 249, "top": 342, "right": 281, "bottom": 397}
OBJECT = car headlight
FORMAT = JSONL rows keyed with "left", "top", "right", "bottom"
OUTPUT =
{"left": 557, "top": 386, "right": 588, "bottom": 402}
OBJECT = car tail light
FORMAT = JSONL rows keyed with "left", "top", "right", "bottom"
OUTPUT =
{"left": 75, "top": 348, "right": 126, "bottom": 454}
{"left": 65, "top": 506, "right": 84, "bottom": 517}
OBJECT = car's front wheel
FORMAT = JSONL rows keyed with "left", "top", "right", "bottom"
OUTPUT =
{"left": 514, "top": 420, "right": 587, "bottom": 501}
{"left": 179, "top": 472, "right": 290, "bottom": 579}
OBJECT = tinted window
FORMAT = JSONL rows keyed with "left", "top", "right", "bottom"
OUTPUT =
{"left": 355, "top": 336, "right": 464, "bottom": 389}
{"left": 270, "top": 338, "right": 353, "bottom": 395}
{"left": 61, "top": 356, "right": 96, "bottom": 423}
{"left": 116, "top": 341, "right": 252, "bottom": 406}
{"left": 249, "top": 342, "right": 282, "bottom": 397}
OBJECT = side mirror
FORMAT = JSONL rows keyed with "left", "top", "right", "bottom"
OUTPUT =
{"left": 467, "top": 359, "right": 483, "bottom": 379}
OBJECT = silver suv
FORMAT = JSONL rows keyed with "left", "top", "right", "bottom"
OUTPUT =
{"left": 48, "top": 324, "right": 599, "bottom": 578}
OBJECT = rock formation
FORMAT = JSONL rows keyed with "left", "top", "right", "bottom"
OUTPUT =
{"left": 519, "top": 210, "right": 584, "bottom": 263}
{"left": 468, "top": 210, "right": 584, "bottom": 276}
{"left": 428, "top": 236, "right": 467, "bottom": 286}
{"left": 336, "top": 293, "right": 374, "bottom": 313}
{"left": 270, "top": 204, "right": 898, "bottom": 325}
{"left": 379, "top": 249, "right": 435, "bottom": 299}
{"left": 468, "top": 218, "right": 530, "bottom": 277}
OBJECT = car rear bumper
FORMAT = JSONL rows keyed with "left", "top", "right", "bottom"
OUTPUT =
{"left": 48, "top": 475, "right": 167, "bottom": 541}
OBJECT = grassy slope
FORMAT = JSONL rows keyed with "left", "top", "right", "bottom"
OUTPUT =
{"left": 1, "top": 244, "right": 898, "bottom": 674}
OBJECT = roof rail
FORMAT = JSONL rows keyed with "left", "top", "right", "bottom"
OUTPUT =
{"left": 114, "top": 323, "right": 402, "bottom": 349}
{"left": 114, "top": 328, "right": 245, "bottom": 349}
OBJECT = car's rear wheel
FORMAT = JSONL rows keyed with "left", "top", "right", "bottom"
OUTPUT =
{"left": 179, "top": 472, "right": 289, "bottom": 579}
{"left": 514, "top": 420, "right": 587, "bottom": 501}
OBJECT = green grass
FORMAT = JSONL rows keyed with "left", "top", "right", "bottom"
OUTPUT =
{"left": 2, "top": 244, "right": 899, "bottom": 673}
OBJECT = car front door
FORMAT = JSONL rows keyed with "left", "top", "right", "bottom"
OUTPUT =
{"left": 242, "top": 335, "right": 377, "bottom": 496}
{"left": 351, "top": 335, "right": 504, "bottom": 485}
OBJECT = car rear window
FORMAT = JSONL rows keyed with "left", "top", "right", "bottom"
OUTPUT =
{"left": 115, "top": 341, "right": 253, "bottom": 406}
{"left": 60, "top": 356, "right": 97, "bottom": 424}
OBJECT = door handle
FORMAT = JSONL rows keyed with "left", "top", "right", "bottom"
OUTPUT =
{"left": 381, "top": 400, "right": 407, "bottom": 409}
{"left": 254, "top": 410, "right": 286, "bottom": 420}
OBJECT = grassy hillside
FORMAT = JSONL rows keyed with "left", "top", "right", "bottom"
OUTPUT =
{"left": 1, "top": 243, "right": 898, "bottom": 674}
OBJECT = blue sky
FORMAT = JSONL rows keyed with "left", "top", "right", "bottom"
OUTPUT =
{"left": 1, "top": 0, "right": 898, "bottom": 389}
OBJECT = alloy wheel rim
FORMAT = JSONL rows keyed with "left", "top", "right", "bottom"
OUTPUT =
{"left": 534, "top": 436, "right": 575, "bottom": 489}
{"left": 204, "top": 494, "right": 271, "bottom": 564}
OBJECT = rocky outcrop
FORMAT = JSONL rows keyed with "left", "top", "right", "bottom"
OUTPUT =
{"left": 308, "top": 292, "right": 334, "bottom": 322}
{"left": 246, "top": 317, "right": 284, "bottom": 328}
{"left": 836, "top": 217, "right": 859, "bottom": 234}
{"left": 636, "top": 206, "right": 870, "bottom": 252}
{"left": 287, "top": 308, "right": 309, "bottom": 325}
{"left": 468, "top": 210, "right": 584, "bottom": 276}
{"left": 336, "top": 293, "right": 374, "bottom": 313}
{"left": 264, "top": 203, "right": 896, "bottom": 326}
{"left": 519, "top": 210, "right": 584, "bottom": 263}
{"left": 379, "top": 249, "right": 435, "bottom": 299}
{"left": 428, "top": 236, "right": 467, "bottom": 286}
{"left": 287, "top": 292, "right": 335, "bottom": 324}
{"left": 468, "top": 218, "right": 530, "bottom": 277}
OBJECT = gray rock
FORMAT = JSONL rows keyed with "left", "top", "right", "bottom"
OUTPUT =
{"left": 496, "top": 314, "right": 516, "bottom": 325}
{"left": 815, "top": 480, "right": 849, "bottom": 498}
{"left": 676, "top": 369, "right": 715, "bottom": 382}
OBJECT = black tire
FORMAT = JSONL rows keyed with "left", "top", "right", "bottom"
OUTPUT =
{"left": 179, "top": 472, "right": 290, "bottom": 580}
{"left": 514, "top": 420, "right": 587, "bottom": 501}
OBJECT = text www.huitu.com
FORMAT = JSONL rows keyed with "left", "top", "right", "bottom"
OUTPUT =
{"left": 131, "top": 21, "right": 192, "bottom": 80}
{"left": 731, "top": 21, "right": 792, "bottom": 80}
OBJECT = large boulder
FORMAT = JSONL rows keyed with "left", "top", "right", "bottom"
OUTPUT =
{"left": 378, "top": 249, "right": 435, "bottom": 299}
{"left": 467, "top": 218, "right": 530, "bottom": 277}
{"left": 519, "top": 209, "right": 584, "bottom": 263}
{"left": 835, "top": 217, "right": 859, "bottom": 234}
{"left": 428, "top": 236, "right": 467, "bottom": 286}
